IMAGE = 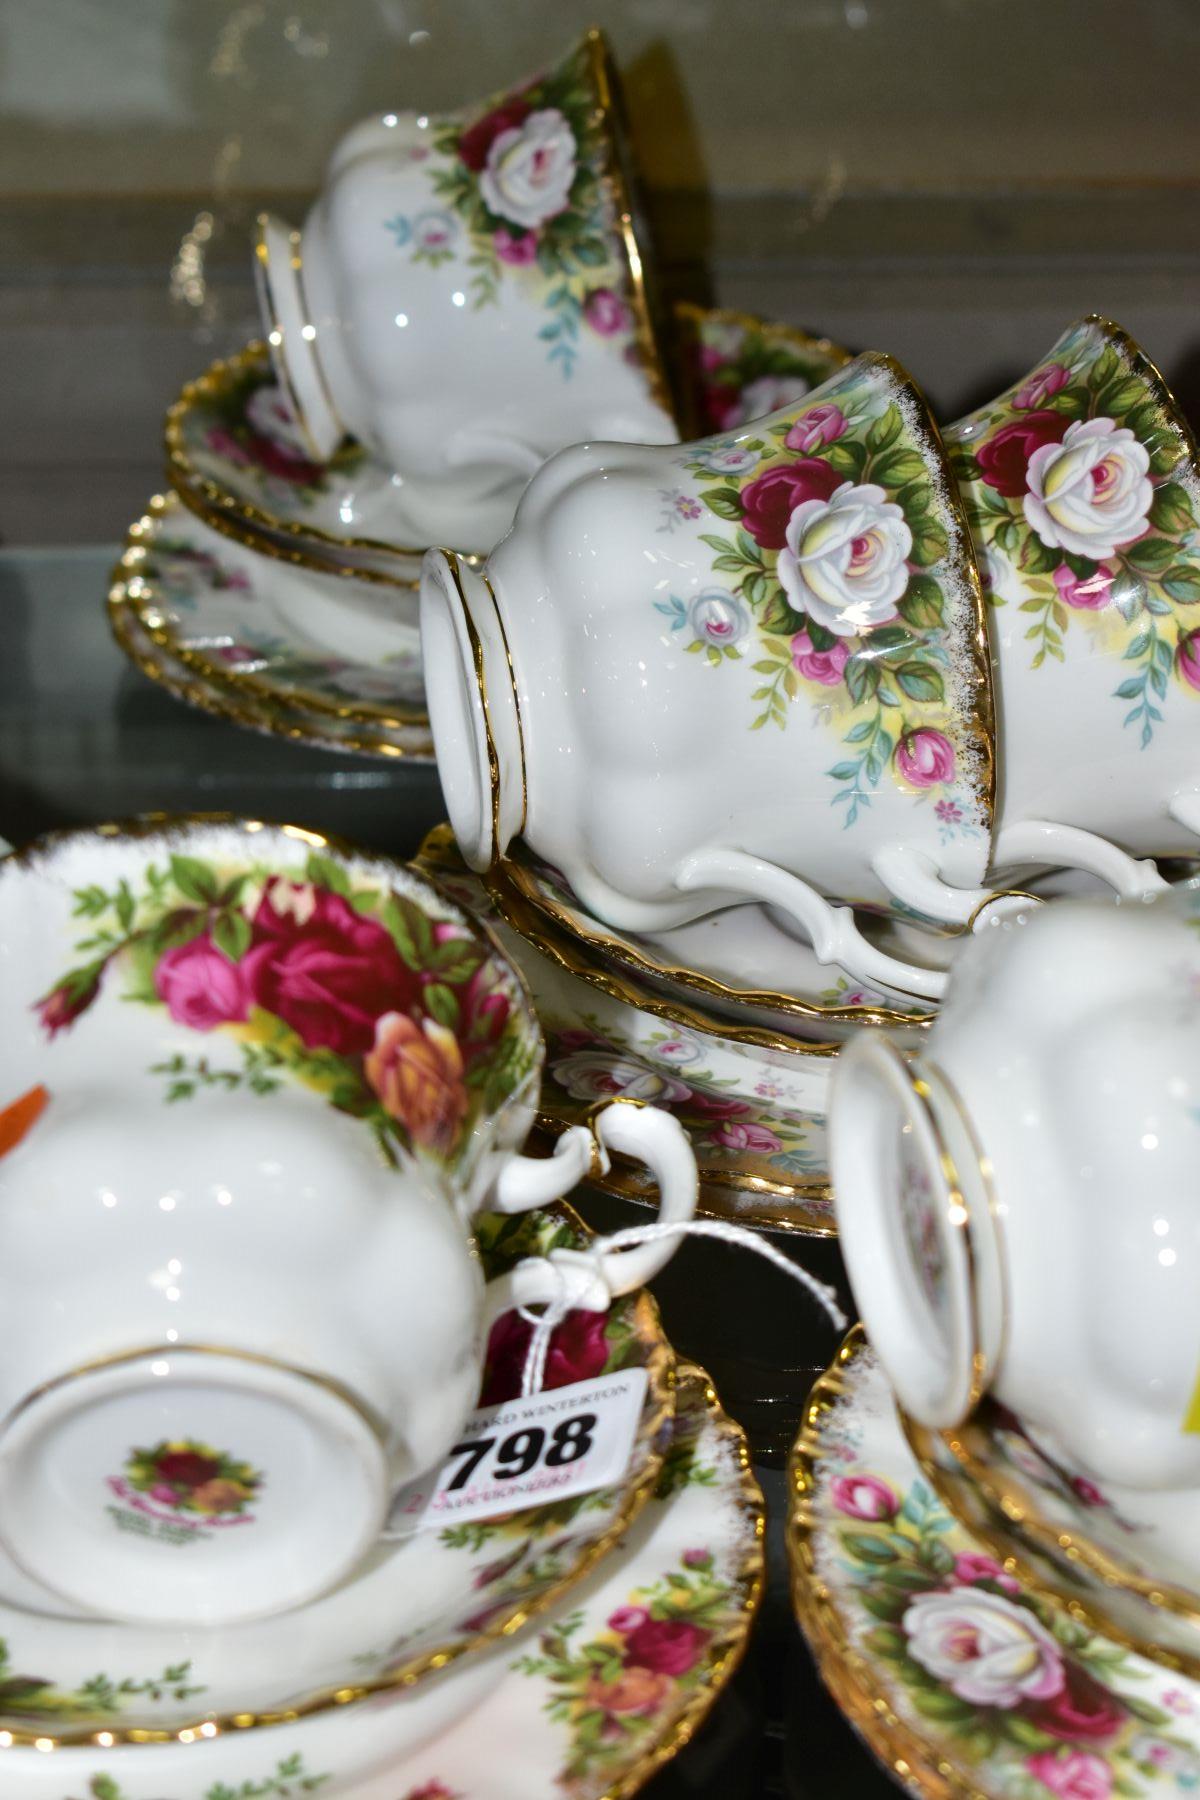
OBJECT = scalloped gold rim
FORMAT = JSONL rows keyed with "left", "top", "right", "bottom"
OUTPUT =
{"left": 117, "top": 493, "right": 431, "bottom": 732}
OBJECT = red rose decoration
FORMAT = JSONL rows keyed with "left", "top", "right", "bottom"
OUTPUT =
{"left": 1027, "top": 1663, "right": 1126, "bottom": 1744}
{"left": 155, "top": 1450, "right": 221, "bottom": 1489}
{"left": 242, "top": 432, "right": 324, "bottom": 487}
{"left": 623, "top": 1616, "right": 710, "bottom": 1677}
{"left": 975, "top": 412, "right": 1068, "bottom": 498}
{"left": 458, "top": 98, "right": 533, "bottom": 173}
{"left": 480, "top": 1306, "right": 610, "bottom": 1406}
{"left": 741, "top": 459, "right": 842, "bottom": 550}
{"left": 244, "top": 879, "right": 420, "bottom": 1057}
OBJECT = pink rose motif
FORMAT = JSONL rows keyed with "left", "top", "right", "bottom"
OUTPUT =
{"left": 701, "top": 383, "right": 740, "bottom": 432}
{"left": 155, "top": 934, "right": 253, "bottom": 1031}
{"left": 150, "top": 1483, "right": 180, "bottom": 1504}
{"left": 240, "top": 431, "right": 323, "bottom": 486}
{"left": 952, "top": 1551, "right": 1019, "bottom": 1594}
{"left": 35, "top": 974, "right": 101, "bottom": 1036}
{"left": 459, "top": 960, "right": 512, "bottom": 1055}
{"left": 683, "top": 1548, "right": 712, "bottom": 1569}
{"left": 710, "top": 1119, "right": 783, "bottom": 1153}
{"left": 493, "top": 226, "right": 538, "bottom": 265}
{"left": 205, "top": 426, "right": 252, "bottom": 467}
{"left": 403, "top": 1785, "right": 459, "bottom": 1800}
{"left": 687, "top": 1091, "right": 750, "bottom": 1119}
{"left": 609, "top": 1605, "right": 650, "bottom": 1635}
{"left": 1053, "top": 562, "right": 1114, "bottom": 610}
{"left": 244, "top": 878, "right": 420, "bottom": 1056}
{"left": 458, "top": 97, "right": 532, "bottom": 172}
{"left": 554, "top": 1027, "right": 601, "bottom": 1053}
{"left": 975, "top": 413, "right": 1068, "bottom": 498}
{"left": 1028, "top": 1664, "right": 1126, "bottom": 1745}
{"left": 1024, "top": 1750, "right": 1112, "bottom": 1800}
{"left": 792, "top": 630, "right": 850, "bottom": 686}
{"left": 623, "top": 1617, "right": 710, "bottom": 1677}
{"left": 1178, "top": 630, "right": 1200, "bottom": 691}
{"left": 786, "top": 404, "right": 848, "bottom": 453}
{"left": 895, "top": 728, "right": 956, "bottom": 788}
{"left": 1013, "top": 363, "right": 1071, "bottom": 411}
{"left": 830, "top": 1474, "right": 899, "bottom": 1521}
{"left": 698, "top": 345, "right": 724, "bottom": 373}
{"left": 583, "top": 288, "right": 631, "bottom": 337}
{"left": 480, "top": 1306, "right": 610, "bottom": 1406}
{"left": 1070, "top": 1476, "right": 1106, "bottom": 1508}
{"left": 740, "top": 459, "right": 842, "bottom": 550}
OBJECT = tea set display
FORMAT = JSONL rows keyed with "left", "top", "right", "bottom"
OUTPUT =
{"left": 0, "top": 21, "right": 1183, "bottom": 1798}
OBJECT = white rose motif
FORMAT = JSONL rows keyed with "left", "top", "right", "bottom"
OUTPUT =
{"left": 552, "top": 1051, "right": 690, "bottom": 1106}
{"left": 1024, "top": 416, "right": 1153, "bottom": 559}
{"left": 649, "top": 1033, "right": 704, "bottom": 1065}
{"left": 728, "top": 374, "right": 811, "bottom": 427}
{"left": 778, "top": 481, "right": 912, "bottom": 637}
{"left": 902, "top": 1589, "right": 1064, "bottom": 1708}
{"left": 704, "top": 444, "right": 762, "bottom": 477}
{"left": 688, "top": 588, "right": 750, "bottom": 651}
{"left": 412, "top": 208, "right": 458, "bottom": 254}
{"left": 244, "top": 383, "right": 310, "bottom": 458}
{"left": 480, "top": 108, "right": 577, "bottom": 231}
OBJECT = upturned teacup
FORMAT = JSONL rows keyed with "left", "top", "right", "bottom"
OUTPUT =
{"left": 255, "top": 31, "right": 677, "bottom": 550}
{"left": 947, "top": 314, "right": 1200, "bottom": 892}
{"left": 0, "top": 817, "right": 696, "bottom": 1626}
{"left": 832, "top": 879, "right": 1200, "bottom": 1494}
{"left": 422, "top": 350, "right": 1004, "bottom": 1001}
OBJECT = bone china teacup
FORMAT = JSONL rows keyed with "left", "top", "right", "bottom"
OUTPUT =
{"left": 255, "top": 31, "right": 677, "bottom": 551}
{"left": 0, "top": 818, "right": 696, "bottom": 1627}
{"left": 422, "top": 349, "right": 1006, "bottom": 1002}
{"left": 831, "top": 880, "right": 1200, "bottom": 1494}
{"left": 947, "top": 314, "right": 1200, "bottom": 890}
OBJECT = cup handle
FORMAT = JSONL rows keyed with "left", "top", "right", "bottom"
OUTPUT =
{"left": 1169, "top": 791, "right": 1200, "bottom": 840}
{"left": 675, "top": 846, "right": 950, "bottom": 1001}
{"left": 990, "top": 819, "right": 1167, "bottom": 898}
{"left": 481, "top": 1101, "right": 698, "bottom": 1330}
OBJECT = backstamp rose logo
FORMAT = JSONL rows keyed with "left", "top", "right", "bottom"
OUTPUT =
{"left": 120, "top": 1438, "right": 262, "bottom": 1520}
{"left": 34, "top": 844, "right": 539, "bottom": 1173}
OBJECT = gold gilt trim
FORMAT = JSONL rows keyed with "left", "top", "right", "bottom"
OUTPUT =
{"left": 441, "top": 549, "right": 530, "bottom": 861}
{"left": 531, "top": 1119, "right": 834, "bottom": 1236}
{"left": 670, "top": 299, "right": 853, "bottom": 441}
{"left": 583, "top": 27, "right": 678, "bottom": 432}
{"left": 484, "top": 855, "right": 843, "bottom": 1059}
{"left": 1085, "top": 310, "right": 1200, "bottom": 474}
{"left": 866, "top": 350, "right": 998, "bottom": 851}
{"left": 901, "top": 1409, "right": 1200, "bottom": 1683}
{"left": 108, "top": 589, "right": 432, "bottom": 761}
{"left": 117, "top": 493, "right": 431, "bottom": 733}
{"left": 788, "top": 1327, "right": 995, "bottom": 1800}
{"left": 164, "top": 340, "right": 429, "bottom": 569}
{"left": 252, "top": 217, "right": 330, "bottom": 466}
{"left": 595, "top": 1359, "right": 765, "bottom": 1800}
{"left": 503, "top": 850, "right": 936, "bottom": 1033}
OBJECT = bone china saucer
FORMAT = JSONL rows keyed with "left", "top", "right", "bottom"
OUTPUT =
{"left": 0, "top": 1364, "right": 762, "bottom": 1798}
{"left": 789, "top": 1330, "right": 1200, "bottom": 1800}
{"left": 417, "top": 827, "right": 835, "bottom": 1233}
{"left": 164, "top": 304, "right": 852, "bottom": 579}
{"left": 109, "top": 492, "right": 433, "bottom": 755}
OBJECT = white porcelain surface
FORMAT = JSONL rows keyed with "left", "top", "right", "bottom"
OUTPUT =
{"left": 0, "top": 819, "right": 696, "bottom": 1625}
{"left": 422, "top": 350, "right": 1001, "bottom": 1004}
{"left": 0, "top": 1365, "right": 759, "bottom": 1799}
{"left": 832, "top": 879, "right": 1200, "bottom": 1493}
{"left": 257, "top": 34, "right": 677, "bottom": 551}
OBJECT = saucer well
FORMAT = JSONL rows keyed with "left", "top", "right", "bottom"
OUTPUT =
{"left": 417, "top": 826, "right": 835, "bottom": 1233}
{"left": 5, "top": 1363, "right": 760, "bottom": 1798}
{"left": 789, "top": 1329, "right": 1200, "bottom": 1799}
{"left": 164, "top": 304, "right": 852, "bottom": 578}
{"left": 110, "top": 492, "right": 433, "bottom": 754}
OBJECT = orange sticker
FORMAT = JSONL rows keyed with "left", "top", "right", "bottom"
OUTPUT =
{"left": 0, "top": 1085, "right": 49, "bottom": 1160}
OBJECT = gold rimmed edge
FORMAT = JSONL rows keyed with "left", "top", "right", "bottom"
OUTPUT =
{"left": 670, "top": 297, "right": 854, "bottom": 439}
{"left": 597, "top": 1358, "right": 765, "bottom": 1800}
{"left": 117, "top": 492, "right": 432, "bottom": 733}
{"left": 932, "top": 1405, "right": 1200, "bottom": 1633}
{"left": 484, "top": 856, "right": 845, "bottom": 1059}
{"left": 900, "top": 1409, "right": 1200, "bottom": 1683}
{"left": 442, "top": 548, "right": 530, "bottom": 859}
{"left": 108, "top": 586, "right": 432, "bottom": 761}
{"left": 787, "top": 1326, "right": 992, "bottom": 1800}
{"left": 531, "top": 1118, "right": 834, "bottom": 1235}
{"left": 584, "top": 26, "right": 679, "bottom": 434}
{"left": 502, "top": 850, "right": 936, "bottom": 1033}
{"left": 163, "top": 340, "right": 435, "bottom": 566}
{"left": 1082, "top": 310, "right": 1200, "bottom": 474}
{"left": 252, "top": 217, "right": 332, "bottom": 467}
{"left": 169, "top": 461, "right": 423, "bottom": 593}
{"left": 862, "top": 349, "right": 998, "bottom": 854}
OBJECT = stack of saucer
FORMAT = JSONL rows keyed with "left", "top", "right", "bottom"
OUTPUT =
{"left": 0, "top": 813, "right": 763, "bottom": 1797}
